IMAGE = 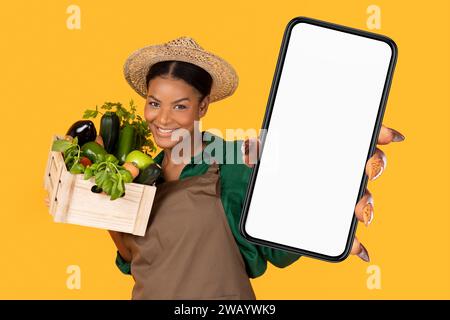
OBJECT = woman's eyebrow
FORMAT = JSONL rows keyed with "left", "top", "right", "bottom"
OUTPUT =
{"left": 148, "top": 95, "right": 190, "bottom": 103}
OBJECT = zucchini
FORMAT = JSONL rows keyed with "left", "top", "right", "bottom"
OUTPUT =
{"left": 100, "top": 111, "right": 120, "bottom": 154}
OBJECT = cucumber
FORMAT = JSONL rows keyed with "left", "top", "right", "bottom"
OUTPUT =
{"left": 114, "top": 124, "right": 136, "bottom": 165}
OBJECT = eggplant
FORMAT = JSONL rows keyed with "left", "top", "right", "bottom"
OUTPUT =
{"left": 66, "top": 120, "right": 97, "bottom": 146}
{"left": 100, "top": 111, "right": 120, "bottom": 154}
{"left": 135, "top": 163, "right": 161, "bottom": 186}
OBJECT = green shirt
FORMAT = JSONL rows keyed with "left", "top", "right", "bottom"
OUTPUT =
{"left": 116, "top": 131, "right": 301, "bottom": 278}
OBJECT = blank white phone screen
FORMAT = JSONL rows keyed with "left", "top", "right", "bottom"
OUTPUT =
{"left": 244, "top": 22, "right": 393, "bottom": 258}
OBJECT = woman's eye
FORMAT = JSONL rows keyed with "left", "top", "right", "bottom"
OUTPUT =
{"left": 148, "top": 101, "right": 159, "bottom": 108}
{"left": 174, "top": 104, "right": 187, "bottom": 110}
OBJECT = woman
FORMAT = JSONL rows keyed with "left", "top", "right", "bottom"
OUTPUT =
{"left": 46, "top": 36, "right": 405, "bottom": 300}
{"left": 109, "top": 36, "right": 405, "bottom": 300}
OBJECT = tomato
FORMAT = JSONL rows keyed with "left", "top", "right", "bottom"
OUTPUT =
{"left": 80, "top": 156, "right": 92, "bottom": 167}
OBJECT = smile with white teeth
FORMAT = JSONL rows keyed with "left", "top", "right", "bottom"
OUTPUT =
{"left": 155, "top": 125, "right": 178, "bottom": 134}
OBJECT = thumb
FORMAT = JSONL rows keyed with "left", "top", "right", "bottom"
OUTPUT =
{"left": 241, "top": 137, "right": 261, "bottom": 168}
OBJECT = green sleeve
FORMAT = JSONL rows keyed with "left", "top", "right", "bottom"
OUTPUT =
{"left": 257, "top": 246, "right": 302, "bottom": 268}
{"left": 219, "top": 140, "right": 301, "bottom": 278}
{"left": 115, "top": 251, "right": 131, "bottom": 275}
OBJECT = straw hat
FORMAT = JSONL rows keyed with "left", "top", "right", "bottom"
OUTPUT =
{"left": 123, "top": 36, "right": 239, "bottom": 103}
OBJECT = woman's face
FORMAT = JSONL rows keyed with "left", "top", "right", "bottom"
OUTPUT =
{"left": 144, "top": 75, "right": 210, "bottom": 150}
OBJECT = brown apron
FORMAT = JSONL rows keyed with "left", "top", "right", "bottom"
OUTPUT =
{"left": 122, "top": 162, "right": 256, "bottom": 300}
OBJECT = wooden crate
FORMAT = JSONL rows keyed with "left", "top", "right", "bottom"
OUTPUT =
{"left": 43, "top": 135, "right": 157, "bottom": 236}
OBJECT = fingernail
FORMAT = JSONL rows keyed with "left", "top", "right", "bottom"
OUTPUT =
{"left": 368, "top": 158, "right": 384, "bottom": 180}
{"left": 243, "top": 138, "right": 261, "bottom": 166}
{"left": 362, "top": 196, "right": 374, "bottom": 227}
{"left": 357, "top": 243, "right": 370, "bottom": 262}
{"left": 389, "top": 127, "right": 405, "bottom": 142}
{"left": 368, "top": 149, "right": 387, "bottom": 181}
{"left": 241, "top": 140, "right": 252, "bottom": 167}
{"left": 241, "top": 140, "right": 248, "bottom": 155}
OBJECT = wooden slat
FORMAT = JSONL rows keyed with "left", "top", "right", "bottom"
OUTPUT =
{"left": 133, "top": 185, "right": 157, "bottom": 236}
{"left": 53, "top": 170, "right": 76, "bottom": 223}
{"left": 48, "top": 153, "right": 65, "bottom": 218}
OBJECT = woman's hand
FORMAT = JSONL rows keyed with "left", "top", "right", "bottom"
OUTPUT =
{"left": 108, "top": 230, "right": 132, "bottom": 263}
{"left": 44, "top": 194, "right": 50, "bottom": 208}
{"left": 242, "top": 124, "right": 405, "bottom": 262}
{"left": 350, "top": 125, "right": 405, "bottom": 262}
{"left": 242, "top": 137, "right": 261, "bottom": 167}
{"left": 44, "top": 194, "right": 132, "bottom": 263}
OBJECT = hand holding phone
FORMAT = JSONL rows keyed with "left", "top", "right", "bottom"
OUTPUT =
{"left": 240, "top": 17, "right": 405, "bottom": 262}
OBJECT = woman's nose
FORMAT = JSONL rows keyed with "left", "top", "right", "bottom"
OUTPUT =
{"left": 156, "top": 106, "right": 170, "bottom": 125}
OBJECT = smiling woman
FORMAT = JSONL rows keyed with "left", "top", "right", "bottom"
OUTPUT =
{"left": 108, "top": 36, "right": 302, "bottom": 300}
{"left": 143, "top": 60, "right": 212, "bottom": 155}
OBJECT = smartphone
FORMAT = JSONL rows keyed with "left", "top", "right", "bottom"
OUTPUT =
{"left": 240, "top": 17, "right": 398, "bottom": 262}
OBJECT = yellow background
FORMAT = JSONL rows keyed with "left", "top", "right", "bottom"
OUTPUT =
{"left": 0, "top": 0, "right": 448, "bottom": 299}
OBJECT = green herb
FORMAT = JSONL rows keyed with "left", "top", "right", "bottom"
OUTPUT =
{"left": 83, "top": 100, "right": 156, "bottom": 155}
{"left": 52, "top": 137, "right": 85, "bottom": 174}
{"left": 52, "top": 139, "right": 73, "bottom": 152}
{"left": 82, "top": 104, "right": 100, "bottom": 119}
{"left": 83, "top": 154, "right": 133, "bottom": 200}
{"left": 70, "top": 163, "right": 85, "bottom": 174}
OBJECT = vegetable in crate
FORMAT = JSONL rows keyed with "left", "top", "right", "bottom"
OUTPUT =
{"left": 125, "top": 150, "right": 154, "bottom": 170}
{"left": 114, "top": 124, "right": 136, "bottom": 164}
{"left": 95, "top": 135, "right": 104, "bottom": 147}
{"left": 52, "top": 136, "right": 86, "bottom": 174}
{"left": 80, "top": 156, "right": 92, "bottom": 167}
{"left": 80, "top": 141, "right": 107, "bottom": 163}
{"left": 122, "top": 162, "right": 139, "bottom": 180}
{"left": 135, "top": 163, "right": 161, "bottom": 186}
{"left": 84, "top": 155, "right": 134, "bottom": 200}
{"left": 82, "top": 100, "right": 156, "bottom": 156}
{"left": 100, "top": 111, "right": 120, "bottom": 153}
{"left": 121, "top": 150, "right": 155, "bottom": 182}
{"left": 66, "top": 120, "right": 97, "bottom": 147}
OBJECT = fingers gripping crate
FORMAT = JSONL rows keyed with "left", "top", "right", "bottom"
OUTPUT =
{"left": 43, "top": 135, "right": 156, "bottom": 236}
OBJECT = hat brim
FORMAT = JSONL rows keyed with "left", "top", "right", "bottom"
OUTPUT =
{"left": 123, "top": 44, "right": 239, "bottom": 103}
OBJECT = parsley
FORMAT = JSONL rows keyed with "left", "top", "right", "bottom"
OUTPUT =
{"left": 83, "top": 100, "right": 156, "bottom": 155}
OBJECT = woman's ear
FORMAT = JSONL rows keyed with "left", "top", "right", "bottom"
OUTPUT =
{"left": 198, "top": 95, "right": 210, "bottom": 118}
